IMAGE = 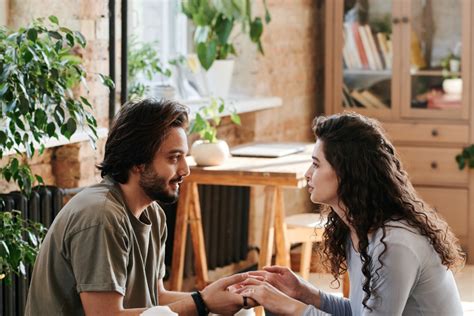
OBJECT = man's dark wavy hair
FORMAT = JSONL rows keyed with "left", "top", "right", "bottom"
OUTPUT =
{"left": 313, "top": 112, "right": 465, "bottom": 310}
{"left": 97, "top": 98, "right": 189, "bottom": 183}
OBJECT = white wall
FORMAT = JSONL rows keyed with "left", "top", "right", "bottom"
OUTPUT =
{"left": 0, "top": 0, "right": 8, "bottom": 26}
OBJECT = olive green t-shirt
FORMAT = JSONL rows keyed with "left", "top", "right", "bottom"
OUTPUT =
{"left": 25, "top": 177, "right": 167, "bottom": 315}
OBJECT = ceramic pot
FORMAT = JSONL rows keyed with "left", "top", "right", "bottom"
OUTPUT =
{"left": 191, "top": 140, "right": 230, "bottom": 166}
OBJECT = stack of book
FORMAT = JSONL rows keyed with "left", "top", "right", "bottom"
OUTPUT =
{"left": 343, "top": 85, "right": 389, "bottom": 109}
{"left": 343, "top": 22, "right": 392, "bottom": 71}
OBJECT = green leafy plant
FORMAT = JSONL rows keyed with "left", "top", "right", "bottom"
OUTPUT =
{"left": 0, "top": 16, "right": 113, "bottom": 283}
{"left": 182, "top": 0, "right": 271, "bottom": 70}
{"left": 127, "top": 37, "right": 172, "bottom": 100}
{"left": 455, "top": 145, "right": 474, "bottom": 170}
{"left": 0, "top": 16, "right": 114, "bottom": 194}
{"left": 189, "top": 97, "right": 241, "bottom": 142}
{"left": 0, "top": 210, "right": 47, "bottom": 283}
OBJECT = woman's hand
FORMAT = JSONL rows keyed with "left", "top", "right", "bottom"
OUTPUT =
{"left": 248, "top": 265, "right": 311, "bottom": 301}
{"left": 235, "top": 278, "right": 308, "bottom": 316}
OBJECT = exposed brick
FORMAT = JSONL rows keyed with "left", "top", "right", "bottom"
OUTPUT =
{"left": 95, "top": 17, "right": 109, "bottom": 40}
{"left": 80, "top": 19, "right": 96, "bottom": 41}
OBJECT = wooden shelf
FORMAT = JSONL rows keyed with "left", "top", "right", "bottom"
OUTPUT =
{"left": 411, "top": 69, "right": 461, "bottom": 77}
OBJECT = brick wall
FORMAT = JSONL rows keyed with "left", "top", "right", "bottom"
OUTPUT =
{"left": 1, "top": 0, "right": 112, "bottom": 190}
{"left": 218, "top": 0, "right": 326, "bottom": 248}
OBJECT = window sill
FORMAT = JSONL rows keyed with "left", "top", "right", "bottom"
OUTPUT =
{"left": 184, "top": 95, "right": 283, "bottom": 118}
{"left": 4, "top": 96, "right": 281, "bottom": 157}
{"left": 4, "top": 127, "right": 109, "bottom": 157}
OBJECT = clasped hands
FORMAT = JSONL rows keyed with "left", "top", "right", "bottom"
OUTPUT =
{"left": 200, "top": 266, "right": 309, "bottom": 316}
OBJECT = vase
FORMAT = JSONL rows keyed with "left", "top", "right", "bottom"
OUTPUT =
{"left": 205, "top": 59, "right": 234, "bottom": 99}
{"left": 190, "top": 140, "right": 230, "bottom": 166}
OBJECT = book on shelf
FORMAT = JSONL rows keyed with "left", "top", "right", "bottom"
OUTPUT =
{"left": 376, "top": 32, "right": 392, "bottom": 69}
{"left": 363, "top": 24, "right": 384, "bottom": 70}
{"left": 343, "top": 22, "right": 362, "bottom": 69}
{"left": 426, "top": 91, "right": 461, "bottom": 109}
{"left": 358, "top": 23, "right": 377, "bottom": 70}
{"left": 410, "top": 29, "right": 426, "bottom": 70}
{"left": 361, "top": 90, "right": 389, "bottom": 109}
{"left": 342, "top": 84, "right": 357, "bottom": 108}
{"left": 351, "top": 22, "right": 369, "bottom": 69}
{"left": 350, "top": 89, "right": 389, "bottom": 109}
{"left": 342, "top": 28, "right": 355, "bottom": 69}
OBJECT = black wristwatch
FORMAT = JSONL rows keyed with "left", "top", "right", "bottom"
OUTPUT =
{"left": 191, "top": 291, "right": 209, "bottom": 316}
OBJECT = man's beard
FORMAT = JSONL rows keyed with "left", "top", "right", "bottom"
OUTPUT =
{"left": 139, "top": 164, "right": 182, "bottom": 204}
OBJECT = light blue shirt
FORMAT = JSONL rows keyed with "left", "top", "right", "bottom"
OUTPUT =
{"left": 303, "top": 221, "right": 463, "bottom": 315}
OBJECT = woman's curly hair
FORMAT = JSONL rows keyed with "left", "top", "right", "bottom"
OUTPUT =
{"left": 313, "top": 112, "right": 465, "bottom": 310}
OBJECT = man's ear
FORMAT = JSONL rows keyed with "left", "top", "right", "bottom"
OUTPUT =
{"left": 132, "top": 164, "right": 145, "bottom": 174}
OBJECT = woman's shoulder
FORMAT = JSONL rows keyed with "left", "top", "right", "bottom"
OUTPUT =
{"left": 370, "top": 220, "right": 432, "bottom": 256}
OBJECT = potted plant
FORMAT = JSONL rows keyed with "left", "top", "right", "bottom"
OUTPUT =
{"left": 189, "top": 97, "right": 241, "bottom": 166}
{"left": 455, "top": 145, "right": 474, "bottom": 170}
{"left": 0, "top": 16, "right": 113, "bottom": 282}
{"left": 181, "top": 0, "right": 271, "bottom": 98}
{"left": 127, "top": 36, "right": 174, "bottom": 100}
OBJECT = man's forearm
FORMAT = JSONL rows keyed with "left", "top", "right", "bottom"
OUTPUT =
{"left": 159, "top": 290, "right": 192, "bottom": 305}
{"left": 166, "top": 295, "right": 198, "bottom": 316}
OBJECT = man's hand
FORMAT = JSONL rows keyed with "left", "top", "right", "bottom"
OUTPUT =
{"left": 200, "top": 273, "right": 258, "bottom": 314}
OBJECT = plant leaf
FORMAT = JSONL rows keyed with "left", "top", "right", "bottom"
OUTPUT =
{"left": 49, "top": 15, "right": 59, "bottom": 25}
{"left": 197, "top": 40, "right": 217, "bottom": 70}
{"left": 250, "top": 17, "right": 263, "bottom": 43}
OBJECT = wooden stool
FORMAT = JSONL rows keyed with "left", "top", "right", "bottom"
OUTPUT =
{"left": 285, "top": 213, "right": 350, "bottom": 297}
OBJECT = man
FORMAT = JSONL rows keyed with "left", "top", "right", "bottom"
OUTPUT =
{"left": 25, "top": 99, "right": 249, "bottom": 315}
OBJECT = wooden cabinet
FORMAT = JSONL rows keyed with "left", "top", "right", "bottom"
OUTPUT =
{"left": 325, "top": 0, "right": 474, "bottom": 261}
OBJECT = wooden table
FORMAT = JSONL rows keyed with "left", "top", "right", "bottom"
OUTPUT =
{"left": 169, "top": 145, "right": 314, "bottom": 292}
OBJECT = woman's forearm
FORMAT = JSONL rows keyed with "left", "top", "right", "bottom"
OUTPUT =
{"left": 296, "top": 282, "right": 322, "bottom": 308}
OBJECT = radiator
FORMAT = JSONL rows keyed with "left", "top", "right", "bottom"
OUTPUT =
{"left": 0, "top": 184, "right": 250, "bottom": 315}
{"left": 162, "top": 184, "right": 250, "bottom": 276}
{"left": 0, "top": 186, "right": 65, "bottom": 316}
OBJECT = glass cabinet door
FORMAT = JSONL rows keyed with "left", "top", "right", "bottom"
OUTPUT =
{"left": 335, "top": 0, "right": 398, "bottom": 119}
{"left": 401, "top": 0, "right": 469, "bottom": 119}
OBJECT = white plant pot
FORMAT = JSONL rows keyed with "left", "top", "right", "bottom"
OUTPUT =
{"left": 191, "top": 140, "right": 230, "bottom": 166}
{"left": 152, "top": 84, "right": 176, "bottom": 100}
{"left": 205, "top": 59, "right": 234, "bottom": 98}
{"left": 442, "top": 78, "right": 462, "bottom": 95}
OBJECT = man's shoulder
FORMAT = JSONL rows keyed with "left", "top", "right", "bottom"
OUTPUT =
{"left": 56, "top": 181, "right": 129, "bottom": 233}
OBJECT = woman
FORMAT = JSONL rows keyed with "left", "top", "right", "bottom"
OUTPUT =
{"left": 237, "top": 112, "right": 464, "bottom": 315}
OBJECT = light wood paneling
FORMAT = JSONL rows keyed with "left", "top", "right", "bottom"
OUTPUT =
{"left": 398, "top": 147, "right": 468, "bottom": 186}
{"left": 384, "top": 122, "right": 469, "bottom": 144}
{"left": 416, "top": 186, "right": 468, "bottom": 242}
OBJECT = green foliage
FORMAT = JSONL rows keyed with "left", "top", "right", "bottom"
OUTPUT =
{"left": 181, "top": 0, "right": 271, "bottom": 70}
{"left": 127, "top": 37, "right": 172, "bottom": 100}
{"left": 455, "top": 144, "right": 474, "bottom": 170}
{"left": 0, "top": 210, "right": 47, "bottom": 283}
{"left": 0, "top": 16, "right": 114, "bottom": 194}
{"left": 189, "top": 97, "right": 241, "bottom": 143}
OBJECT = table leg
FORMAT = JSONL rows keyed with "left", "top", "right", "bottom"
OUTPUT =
{"left": 188, "top": 182, "right": 209, "bottom": 289}
{"left": 256, "top": 186, "right": 279, "bottom": 316}
{"left": 170, "top": 181, "right": 191, "bottom": 291}
{"left": 274, "top": 187, "right": 290, "bottom": 267}
{"left": 258, "top": 186, "right": 277, "bottom": 269}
